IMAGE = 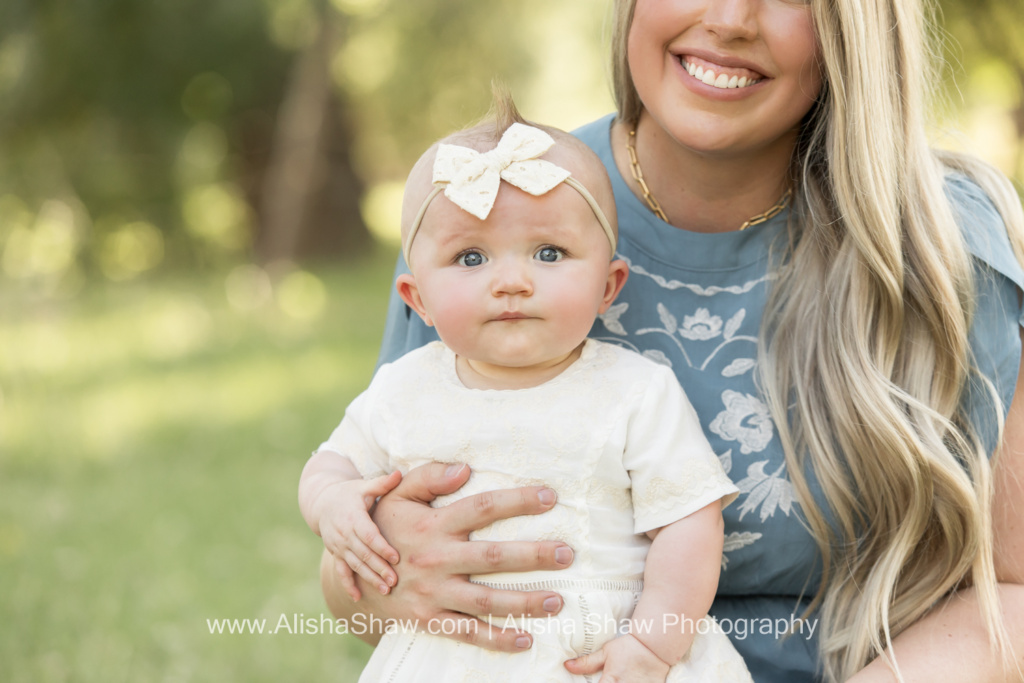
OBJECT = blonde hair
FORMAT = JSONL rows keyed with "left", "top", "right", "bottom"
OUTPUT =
{"left": 612, "top": 0, "right": 1024, "bottom": 680}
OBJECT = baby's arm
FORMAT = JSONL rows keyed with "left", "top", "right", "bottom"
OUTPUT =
{"left": 299, "top": 450, "right": 402, "bottom": 601}
{"left": 565, "top": 499, "right": 725, "bottom": 681}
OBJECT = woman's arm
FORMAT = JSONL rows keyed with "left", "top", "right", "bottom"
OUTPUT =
{"left": 847, "top": 333, "right": 1024, "bottom": 682}
{"left": 319, "top": 462, "right": 576, "bottom": 651}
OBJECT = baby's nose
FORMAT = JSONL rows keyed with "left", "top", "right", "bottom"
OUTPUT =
{"left": 491, "top": 258, "right": 533, "bottom": 296}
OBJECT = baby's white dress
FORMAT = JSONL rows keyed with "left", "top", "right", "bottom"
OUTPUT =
{"left": 319, "top": 339, "right": 752, "bottom": 682}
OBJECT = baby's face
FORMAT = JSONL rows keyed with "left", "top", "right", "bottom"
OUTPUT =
{"left": 405, "top": 181, "right": 621, "bottom": 373}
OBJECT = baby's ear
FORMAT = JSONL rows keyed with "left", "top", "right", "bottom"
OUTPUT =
{"left": 598, "top": 259, "right": 629, "bottom": 313}
{"left": 396, "top": 273, "right": 434, "bottom": 327}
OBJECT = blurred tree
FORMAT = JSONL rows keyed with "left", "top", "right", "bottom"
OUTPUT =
{"left": 0, "top": 0, "right": 292, "bottom": 277}
{"left": 257, "top": 3, "right": 369, "bottom": 263}
{"left": 0, "top": 0, "right": 558, "bottom": 280}
{"left": 938, "top": 0, "right": 1024, "bottom": 181}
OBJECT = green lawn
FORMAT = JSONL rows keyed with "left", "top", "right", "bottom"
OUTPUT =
{"left": 0, "top": 249, "right": 402, "bottom": 681}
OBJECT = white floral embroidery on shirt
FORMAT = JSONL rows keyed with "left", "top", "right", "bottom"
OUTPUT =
{"left": 709, "top": 390, "right": 774, "bottom": 454}
{"left": 718, "top": 449, "right": 733, "bottom": 475}
{"left": 642, "top": 348, "right": 672, "bottom": 367}
{"left": 722, "top": 358, "right": 756, "bottom": 377}
{"left": 679, "top": 307, "right": 723, "bottom": 340}
{"left": 722, "top": 531, "right": 763, "bottom": 569}
{"left": 734, "top": 461, "right": 795, "bottom": 522}
{"left": 619, "top": 254, "right": 777, "bottom": 296}
{"left": 632, "top": 305, "right": 755, "bottom": 371}
{"left": 599, "top": 302, "right": 629, "bottom": 336}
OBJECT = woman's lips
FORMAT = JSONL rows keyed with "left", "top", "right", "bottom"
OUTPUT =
{"left": 678, "top": 54, "right": 766, "bottom": 90}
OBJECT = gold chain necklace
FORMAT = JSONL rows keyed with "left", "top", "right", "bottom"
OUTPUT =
{"left": 627, "top": 127, "right": 791, "bottom": 231}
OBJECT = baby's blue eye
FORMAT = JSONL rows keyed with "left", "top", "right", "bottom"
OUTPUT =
{"left": 535, "top": 247, "right": 564, "bottom": 263}
{"left": 457, "top": 251, "right": 486, "bottom": 267}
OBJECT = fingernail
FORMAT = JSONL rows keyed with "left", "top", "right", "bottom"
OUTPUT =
{"left": 515, "top": 636, "right": 531, "bottom": 649}
{"left": 537, "top": 488, "right": 556, "bottom": 506}
{"left": 379, "top": 584, "right": 389, "bottom": 595}
{"left": 555, "top": 546, "right": 573, "bottom": 565}
{"left": 543, "top": 596, "right": 561, "bottom": 613}
{"left": 445, "top": 464, "right": 465, "bottom": 478}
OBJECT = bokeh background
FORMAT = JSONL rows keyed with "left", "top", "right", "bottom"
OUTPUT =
{"left": 0, "top": 0, "right": 1021, "bottom": 681}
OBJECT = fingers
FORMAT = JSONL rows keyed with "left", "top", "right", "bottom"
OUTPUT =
{"left": 390, "top": 462, "right": 472, "bottom": 504}
{"left": 333, "top": 555, "right": 361, "bottom": 602}
{"left": 341, "top": 544, "right": 396, "bottom": 595}
{"left": 363, "top": 470, "right": 403, "bottom": 506}
{"left": 439, "top": 486, "right": 558, "bottom": 535}
{"left": 425, "top": 611, "right": 535, "bottom": 653}
{"left": 354, "top": 514, "right": 400, "bottom": 565}
{"left": 449, "top": 539, "right": 574, "bottom": 575}
{"left": 565, "top": 647, "right": 606, "bottom": 675}
{"left": 439, "top": 580, "right": 565, "bottom": 621}
{"left": 322, "top": 520, "right": 398, "bottom": 590}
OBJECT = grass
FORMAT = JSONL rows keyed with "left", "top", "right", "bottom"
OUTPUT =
{"left": 0, "top": 247, "right": 401, "bottom": 681}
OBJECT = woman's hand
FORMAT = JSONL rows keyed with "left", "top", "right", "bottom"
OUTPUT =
{"left": 321, "top": 461, "right": 575, "bottom": 652}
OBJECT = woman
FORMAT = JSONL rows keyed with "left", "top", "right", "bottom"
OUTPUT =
{"left": 320, "top": 0, "right": 1024, "bottom": 680}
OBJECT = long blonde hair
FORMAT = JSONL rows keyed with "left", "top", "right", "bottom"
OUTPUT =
{"left": 612, "top": 0, "right": 1024, "bottom": 680}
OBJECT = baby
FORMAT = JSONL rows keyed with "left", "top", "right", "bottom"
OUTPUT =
{"left": 299, "top": 96, "right": 752, "bottom": 682}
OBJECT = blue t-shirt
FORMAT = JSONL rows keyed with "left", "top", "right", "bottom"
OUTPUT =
{"left": 375, "top": 114, "right": 1024, "bottom": 682}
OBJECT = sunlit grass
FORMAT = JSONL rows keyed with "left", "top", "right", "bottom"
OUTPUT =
{"left": 0, "top": 248, "right": 398, "bottom": 681}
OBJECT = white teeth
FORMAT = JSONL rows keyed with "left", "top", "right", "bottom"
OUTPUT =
{"left": 683, "top": 59, "right": 760, "bottom": 90}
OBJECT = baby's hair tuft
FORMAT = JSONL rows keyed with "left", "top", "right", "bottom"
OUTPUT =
{"left": 485, "top": 81, "right": 527, "bottom": 142}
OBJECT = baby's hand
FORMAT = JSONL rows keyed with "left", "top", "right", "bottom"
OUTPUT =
{"left": 564, "top": 633, "right": 671, "bottom": 683}
{"left": 316, "top": 470, "right": 403, "bottom": 601}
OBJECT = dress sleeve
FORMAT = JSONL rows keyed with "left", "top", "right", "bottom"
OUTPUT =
{"left": 624, "top": 365, "right": 740, "bottom": 534}
{"left": 316, "top": 370, "right": 391, "bottom": 478}
{"left": 947, "top": 174, "right": 1024, "bottom": 455}
{"left": 376, "top": 253, "right": 440, "bottom": 369}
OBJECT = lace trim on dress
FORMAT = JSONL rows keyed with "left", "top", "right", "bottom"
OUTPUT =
{"left": 633, "top": 465, "right": 735, "bottom": 518}
{"left": 471, "top": 578, "right": 644, "bottom": 593}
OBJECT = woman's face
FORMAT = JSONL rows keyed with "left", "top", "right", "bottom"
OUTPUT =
{"left": 627, "top": 0, "right": 822, "bottom": 157}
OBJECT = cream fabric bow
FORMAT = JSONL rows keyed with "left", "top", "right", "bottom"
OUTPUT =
{"left": 403, "top": 123, "right": 616, "bottom": 267}
{"left": 432, "top": 122, "right": 571, "bottom": 220}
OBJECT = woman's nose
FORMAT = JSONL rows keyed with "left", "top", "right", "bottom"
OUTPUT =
{"left": 702, "top": 0, "right": 758, "bottom": 43}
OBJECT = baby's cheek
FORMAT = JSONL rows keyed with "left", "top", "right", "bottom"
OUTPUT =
{"left": 428, "top": 294, "right": 480, "bottom": 348}
{"left": 558, "top": 290, "right": 604, "bottom": 339}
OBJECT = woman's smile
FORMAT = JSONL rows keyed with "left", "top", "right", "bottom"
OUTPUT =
{"left": 679, "top": 55, "right": 765, "bottom": 90}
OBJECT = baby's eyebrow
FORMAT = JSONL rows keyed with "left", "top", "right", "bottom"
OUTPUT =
{"left": 431, "top": 225, "right": 484, "bottom": 250}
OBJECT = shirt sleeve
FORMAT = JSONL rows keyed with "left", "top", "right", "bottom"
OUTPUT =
{"left": 317, "top": 372, "right": 391, "bottom": 479}
{"left": 624, "top": 364, "right": 740, "bottom": 534}
{"left": 376, "top": 253, "right": 440, "bottom": 369}
{"left": 947, "top": 174, "right": 1024, "bottom": 455}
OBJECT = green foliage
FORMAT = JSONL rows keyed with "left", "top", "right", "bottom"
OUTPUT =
{"left": 0, "top": 0, "right": 289, "bottom": 270}
{"left": 0, "top": 0, "right": 613, "bottom": 284}
{"left": 0, "top": 249, "right": 397, "bottom": 681}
